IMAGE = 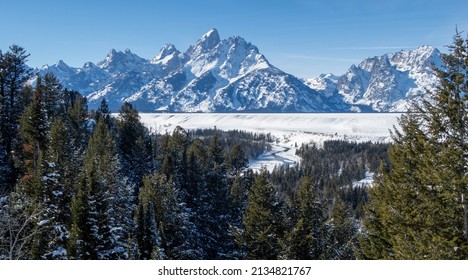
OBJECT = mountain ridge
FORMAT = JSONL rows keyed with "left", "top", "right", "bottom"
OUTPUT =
{"left": 35, "top": 29, "right": 441, "bottom": 113}
{"left": 305, "top": 45, "right": 442, "bottom": 112}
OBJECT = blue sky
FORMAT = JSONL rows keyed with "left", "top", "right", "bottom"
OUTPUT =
{"left": 1, "top": 0, "right": 467, "bottom": 77}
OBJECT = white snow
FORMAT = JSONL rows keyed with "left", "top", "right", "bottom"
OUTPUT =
{"left": 37, "top": 220, "right": 49, "bottom": 226}
{"left": 353, "top": 171, "right": 375, "bottom": 187}
{"left": 52, "top": 247, "right": 67, "bottom": 257}
{"left": 140, "top": 113, "right": 400, "bottom": 171}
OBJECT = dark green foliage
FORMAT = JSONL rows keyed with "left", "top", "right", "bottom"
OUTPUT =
{"left": 360, "top": 32, "right": 468, "bottom": 259}
{"left": 281, "top": 177, "right": 328, "bottom": 259}
{"left": 241, "top": 171, "right": 283, "bottom": 259}
{"left": 227, "top": 144, "right": 248, "bottom": 175}
{"left": 141, "top": 173, "right": 202, "bottom": 259}
{"left": 116, "top": 102, "right": 150, "bottom": 195}
{"left": 69, "top": 119, "right": 127, "bottom": 259}
{"left": 327, "top": 197, "right": 358, "bottom": 259}
{"left": 133, "top": 180, "right": 164, "bottom": 259}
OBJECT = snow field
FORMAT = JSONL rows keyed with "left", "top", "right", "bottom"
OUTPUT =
{"left": 139, "top": 113, "right": 401, "bottom": 172}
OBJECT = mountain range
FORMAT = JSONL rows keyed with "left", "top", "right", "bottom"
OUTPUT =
{"left": 36, "top": 28, "right": 442, "bottom": 112}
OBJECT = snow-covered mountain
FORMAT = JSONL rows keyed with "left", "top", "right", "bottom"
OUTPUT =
{"left": 305, "top": 46, "right": 443, "bottom": 112}
{"left": 36, "top": 29, "right": 442, "bottom": 113}
{"left": 36, "top": 29, "right": 346, "bottom": 112}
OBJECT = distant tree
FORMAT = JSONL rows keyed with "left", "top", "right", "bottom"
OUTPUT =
{"left": 95, "top": 98, "right": 112, "bottom": 128}
{"left": 226, "top": 144, "right": 248, "bottom": 175}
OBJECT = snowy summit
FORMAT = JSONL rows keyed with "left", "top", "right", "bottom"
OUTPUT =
{"left": 35, "top": 29, "right": 442, "bottom": 113}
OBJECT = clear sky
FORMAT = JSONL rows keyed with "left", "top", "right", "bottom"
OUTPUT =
{"left": 1, "top": 0, "right": 467, "bottom": 78}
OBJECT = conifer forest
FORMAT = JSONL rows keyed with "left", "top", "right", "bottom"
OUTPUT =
{"left": 0, "top": 33, "right": 467, "bottom": 260}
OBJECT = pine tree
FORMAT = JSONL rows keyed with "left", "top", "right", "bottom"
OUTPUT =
{"left": 0, "top": 45, "right": 31, "bottom": 156}
{"left": 202, "top": 134, "right": 232, "bottom": 258}
{"left": 116, "top": 102, "right": 149, "bottom": 194}
{"left": 241, "top": 171, "right": 283, "bottom": 259}
{"left": 18, "top": 77, "right": 49, "bottom": 200}
{"left": 143, "top": 173, "right": 202, "bottom": 259}
{"left": 68, "top": 119, "right": 128, "bottom": 259}
{"left": 360, "top": 32, "right": 468, "bottom": 259}
{"left": 39, "top": 118, "right": 73, "bottom": 259}
{"left": 281, "top": 176, "right": 328, "bottom": 260}
{"left": 95, "top": 98, "right": 112, "bottom": 128}
{"left": 226, "top": 144, "right": 248, "bottom": 176}
{"left": 327, "top": 197, "right": 357, "bottom": 259}
{"left": 133, "top": 179, "right": 164, "bottom": 259}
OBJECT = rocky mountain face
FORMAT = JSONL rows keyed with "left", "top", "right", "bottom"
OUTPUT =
{"left": 305, "top": 46, "right": 443, "bottom": 112}
{"left": 37, "top": 29, "right": 346, "bottom": 112}
{"left": 36, "top": 29, "right": 442, "bottom": 113}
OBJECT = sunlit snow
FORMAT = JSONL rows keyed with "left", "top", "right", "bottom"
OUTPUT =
{"left": 140, "top": 113, "right": 400, "bottom": 172}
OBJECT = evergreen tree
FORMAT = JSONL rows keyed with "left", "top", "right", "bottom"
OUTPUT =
{"left": 18, "top": 78, "right": 49, "bottom": 200}
{"left": 66, "top": 94, "right": 89, "bottom": 176}
{"left": 0, "top": 45, "right": 31, "bottom": 154}
{"left": 226, "top": 144, "right": 248, "bottom": 176}
{"left": 95, "top": 98, "right": 112, "bottom": 128}
{"left": 42, "top": 73, "right": 63, "bottom": 120}
{"left": 360, "top": 32, "right": 468, "bottom": 259}
{"left": 116, "top": 102, "right": 149, "bottom": 193}
{"left": 69, "top": 119, "right": 128, "bottom": 259}
{"left": 281, "top": 176, "right": 329, "bottom": 259}
{"left": 241, "top": 171, "right": 283, "bottom": 259}
{"left": 39, "top": 118, "right": 72, "bottom": 259}
{"left": 143, "top": 173, "right": 202, "bottom": 259}
{"left": 133, "top": 179, "right": 164, "bottom": 259}
{"left": 327, "top": 197, "right": 357, "bottom": 259}
{"left": 202, "top": 134, "right": 232, "bottom": 258}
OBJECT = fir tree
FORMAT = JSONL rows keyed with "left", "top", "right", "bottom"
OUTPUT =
{"left": 143, "top": 173, "right": 202, "bottom": 259}
{"left": 241, "top": 171, "right": 283, "bottom": 259}
{"left": 360, "top": 31, "right": 468, "bottom": 259}
{"left": 116, "top": 102, "right": 149, "bottom": 194}
{"left": 281, "top": 176, "right": 329, "bottom": 259}
{"left": 327, "top": 197, "right": 357, "bottom": 259}
{"left": 133, "top": 180, "right": 164, "bottom": 259}
{"left": 95, "top": 98, "right": 112, "bottom": 128}
{"left": 69, "top": 119, "right": 128, "bottom": 259}
{"left": 202, "top": 134, "right": 232, "bottom": 258}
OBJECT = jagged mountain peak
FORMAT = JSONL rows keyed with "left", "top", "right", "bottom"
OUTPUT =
{"left": 306, "top": 45, "right": 442, "bottom": 112}
{"left": 187, "top": 28, "right": 222, "bottom": 57}
{"left": 200, "top": 28, "right": 220, "bottom": 44}
{"left": 56, "top": 59, "right": 68, "bottom": 67}
{"left": 151, "top": 43, "right": 181, "bottom": 63}
{"left": 97, "top": 48, "right": 147, "bottom": 72}
{"left": 82, "top": 61, "right": 98, "bottom": 69}
{"left": 33, "top": 29, "right": 442, "bottom": 113}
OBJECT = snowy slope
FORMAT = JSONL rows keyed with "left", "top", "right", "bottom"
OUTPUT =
{"left": 306, "top": 46, "right": 442, "bottom": 112}
{"left": 35, "top": 30, "right": 442, "bottom": 113}
{"left": 35, "top": 29, "right": 346, "bottom": 113}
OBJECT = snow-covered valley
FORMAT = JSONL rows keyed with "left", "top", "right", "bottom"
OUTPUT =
{"left": 139, "top": 113, "right": 401, "bottom": 171}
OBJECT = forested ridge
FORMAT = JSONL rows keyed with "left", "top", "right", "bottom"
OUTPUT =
{"left": 0, "top": 32, "right": 467, "bottom": 259}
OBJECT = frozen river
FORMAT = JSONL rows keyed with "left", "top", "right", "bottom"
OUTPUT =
{"left": 139, "top": 113, "right": 401, "bottom": 171}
